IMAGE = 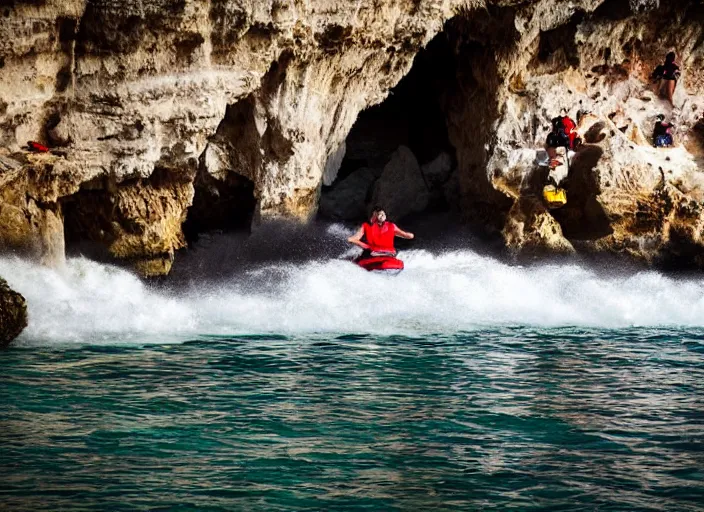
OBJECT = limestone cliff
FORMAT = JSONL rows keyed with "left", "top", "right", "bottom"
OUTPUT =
{"left": 0, "top": 276, "right": 27, "bottom": 347}
{"left": 0, "top": 0, "right": 703, "bottom": 274}
{"left": 473, "top": 1, "right": 704, "bottom": 266}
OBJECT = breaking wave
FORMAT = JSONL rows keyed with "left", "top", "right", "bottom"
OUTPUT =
{"left": 3, "top": 240, "right": 704, "bottom": 345}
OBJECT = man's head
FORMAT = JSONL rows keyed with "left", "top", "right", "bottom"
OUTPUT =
{"left": 656, "top": 113, "right": 665, "bottom": 122}
{"left": 666, "top": 51, "right": 676, "bottom": 64}
{"left": 559, "top": 107, "right": 568, "bottom": 117}
{"left": 371, "top": 206, "right": 387, "bottom": 225}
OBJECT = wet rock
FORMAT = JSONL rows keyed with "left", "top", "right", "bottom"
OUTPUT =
{"left": 421, "top": 152, "right": 453, "bottom": 189}
{"left": 319, "top": 167, "right": 380, "bottom": 221}
{"left": 371, "top": 146, "right": 429, "bottom": 221}
{"left": 0, "top": 154, "right": 80, "bottom": 267}
{"left": 0, "top": 277, "right": 27, "bottom": 348}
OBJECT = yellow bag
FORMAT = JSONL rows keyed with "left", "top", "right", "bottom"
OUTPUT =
{"left": 543, "top": 185, "right": 567, "bottom": 208}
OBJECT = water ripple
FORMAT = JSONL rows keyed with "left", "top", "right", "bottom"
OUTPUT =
{"left": 1, "top": 329, "right": 703, "bottom": 510}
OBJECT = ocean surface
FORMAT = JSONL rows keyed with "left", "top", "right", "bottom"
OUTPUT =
{"left": 1, "top": 248, "right": 704, "bottom": 510}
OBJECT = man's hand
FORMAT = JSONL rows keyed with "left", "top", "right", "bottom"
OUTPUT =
{"left": 348, "top": 226, "right": 371, "bottom": 250}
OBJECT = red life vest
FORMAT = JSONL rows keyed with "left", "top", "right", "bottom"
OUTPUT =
{"left": 363, "top": 222, "right": 396, "bottom": 253}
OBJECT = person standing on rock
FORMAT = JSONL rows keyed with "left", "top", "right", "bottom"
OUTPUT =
{"left": 651, "top": 52, "right": 680, "bottom": 105}
{"left": 347, "top": 206, "right": 414, "bottom": 258}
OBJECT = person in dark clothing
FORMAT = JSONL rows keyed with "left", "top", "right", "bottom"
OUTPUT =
{"left": 546, "top": 129, "right": 569, "bottom": 150}
{"left": 653, "top": 114, "right": 674, "bottom": 147}
{"left": 651, "top": 52, "right": 681, "bottom": 104}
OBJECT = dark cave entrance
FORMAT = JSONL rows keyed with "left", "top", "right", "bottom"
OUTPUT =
{"left": 61, "top": 178, "right": 119, "bottom": 262}
{"left": 182, "top": 170, "right": 256, "bottom": 244}
{"left": 528, "top": 13, "right": 583, "bottom": 75}
{"left": 344, "top": 34, "right": 457, "bottom": 170}
{"left": 319, "top": 29, "right": 459, "bottom": 223}
{"left": 182, "top": 96, "right": 259, "bottom": 244}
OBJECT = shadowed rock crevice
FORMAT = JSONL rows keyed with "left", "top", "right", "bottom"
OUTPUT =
{"left": 592, "top": 0, "right": 640, "bottom": 21}
{"left": 529, "top": 13, "right": 584, "bottom": 74}
{"left": 202, "top": 95, "right": 262, "bottom": 182}
{"left": 345, "top": 29, "right": 457, "bottom": 170}
{"left": 441, "top": 11, "right": 521, "bottom": 230}
{"left": 552, "top": 145, "right": 613, "bottom": 240}
{"left": 686, "top": 118, "right": 704, "bottom": 166}
{"left": 62, "top": 167, "right": 194, "bottom": 276}
{"left": 55, "top": 16, "right": 77, "bottom": 93}
{"left": 183, "top": 164, "right": 256, "bottom": 244}
{"left": 182, "top": 91, "right": 261, "bottom": 243}
{"left": 658, "top": 232, "right": 704, "bottom": 270}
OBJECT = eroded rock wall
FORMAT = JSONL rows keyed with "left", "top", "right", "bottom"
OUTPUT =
{"left": 473, "top": 0, "right": 704, "bottom": 266}
{"left": 1, "top": 0, "right": 703, "bottom": 273}
{"left": 0, "top": 0, "right": 464, "bottom": 273}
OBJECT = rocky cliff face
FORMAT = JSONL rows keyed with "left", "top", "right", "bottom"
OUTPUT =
{"left": 0, "top": 0, "right": 703, "bottom": 274}
{"left": 0, "top": 276, "right": 27, "bottom": 347}
{"left": 473, "top": 0, "right": 704, "bottom": 267}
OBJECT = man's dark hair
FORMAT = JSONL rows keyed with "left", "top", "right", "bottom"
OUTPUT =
{"left": 371, "top": 205, "right": 385, "bottom": 214}
{"left": 666, "top": 51, "right": 676, "bottom": 63}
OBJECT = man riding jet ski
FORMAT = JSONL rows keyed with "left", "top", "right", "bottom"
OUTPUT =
{"left": 347, "top": 206, "right": 414, "bottom": 272}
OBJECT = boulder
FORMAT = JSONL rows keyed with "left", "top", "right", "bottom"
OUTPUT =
{"left": 0, "top": 277, "right": 27, "bottom": 348}
{"left": 421, "top": 151, "right": 453, "bottom": 188}
{"left": 371, "top": 146, "right": 429, "bottom": 221}
{"left": 319, "top": 167, "right": 380, "bottom": 220}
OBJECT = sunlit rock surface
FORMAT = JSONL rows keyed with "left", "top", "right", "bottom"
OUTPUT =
{"left": 0, "top": 0, "right": 702, "bottom": 273}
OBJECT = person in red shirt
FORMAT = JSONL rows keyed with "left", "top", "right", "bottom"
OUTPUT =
{"left": 347, "top": 206, "right": 414, "bottom": 257}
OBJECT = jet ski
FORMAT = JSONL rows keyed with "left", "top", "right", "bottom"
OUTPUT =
{"left": 355, "top": 251, "right": 404, "bottom": 274}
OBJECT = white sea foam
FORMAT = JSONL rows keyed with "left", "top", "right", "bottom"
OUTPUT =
{"left": 2, "top": 246, "right": 704, "bottom": 346}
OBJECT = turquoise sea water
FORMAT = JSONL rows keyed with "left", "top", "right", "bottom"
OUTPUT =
{"left": 2, "top": 329, "right": 703, "bottom": 511}
{"left": 2, "top": 249, "right": 704, "bottom": 510}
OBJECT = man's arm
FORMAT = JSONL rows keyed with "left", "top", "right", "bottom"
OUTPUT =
{"left": 348, "top": 226, "right": 371, "bottom": 249}
{"left": 394, "top": 225, "right": 415, "bottom": 239}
